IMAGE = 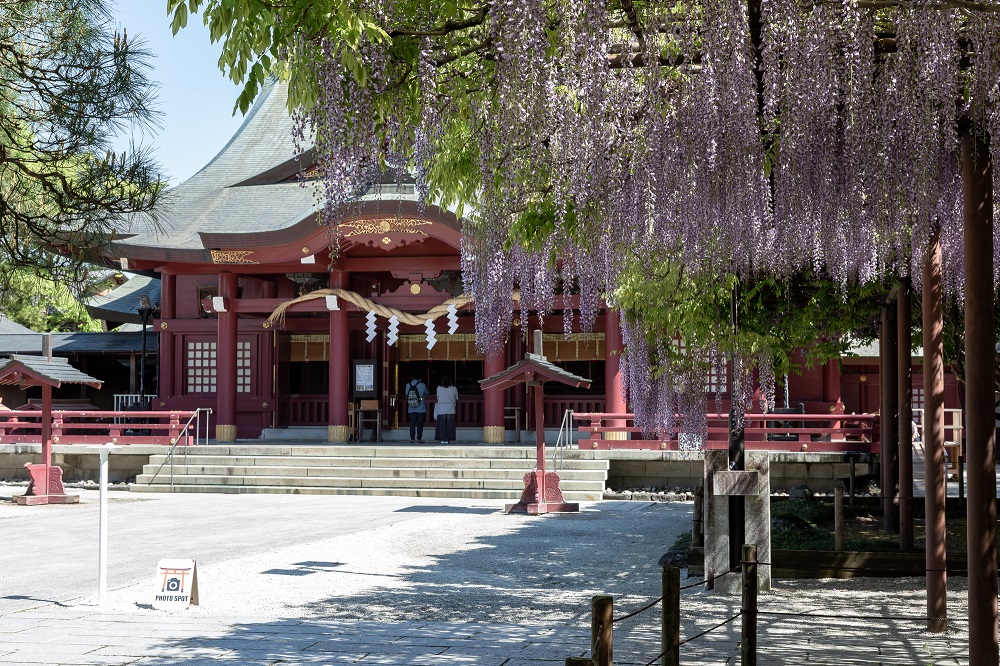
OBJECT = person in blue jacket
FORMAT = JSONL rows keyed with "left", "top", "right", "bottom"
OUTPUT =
{"left": 404, "top": 376, "right": 429, "bottom": 443}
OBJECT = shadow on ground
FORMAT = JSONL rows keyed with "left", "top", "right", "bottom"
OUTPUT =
{"left": 136, "top": 501, "right": 690, "bottom": 665}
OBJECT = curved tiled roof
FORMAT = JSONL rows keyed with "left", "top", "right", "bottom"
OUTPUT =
{"left": 0, "top": 354, "right": 102, "bottom": 388}
{"left": 110, "top": 78, "right": 465, "bottom": 265}
{"left": 111, "top": 78, "right": 317, "bottom": 259}
{"left": 0, "top": 332, "right": 156, "bottom": 355}
{"left": 84, "top": 275, "right": 161, "bottom": 325}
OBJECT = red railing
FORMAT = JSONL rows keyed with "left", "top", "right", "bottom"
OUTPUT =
{"left": 0, "top": 410, "right": 199, "bottom": 446}
{"left": 397, "top": 396, "right": 485, "bottom": 428}
{"left": 574, "top": 412, "right": 879, "bottom": 453}
{"left": 541, "top": 397, "right": 606, "bottom": 428}
{"left": 288, "top": 396, "right": 329, "bottom": 426}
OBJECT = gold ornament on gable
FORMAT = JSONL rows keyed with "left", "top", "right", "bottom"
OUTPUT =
{"left": 210, "top": 249, "right": 258, "bottom": 264}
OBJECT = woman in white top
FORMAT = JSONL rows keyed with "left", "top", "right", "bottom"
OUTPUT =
{"left": 434, "top": 377, "right": 459, "bottom": 444}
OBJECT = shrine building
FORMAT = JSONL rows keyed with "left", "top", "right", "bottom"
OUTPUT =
{"left": 97, "top": 78, "right": 962, "bottom": 445}
{"left": 105, "top": 79, "right": 626, "bottom": 442}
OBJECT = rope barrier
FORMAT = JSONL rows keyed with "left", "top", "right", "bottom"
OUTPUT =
{"left": 611, "top": 566, "right": 741, "bottom": 625}
{"left": 642, "top": 650, "right": 668, "bottom": 666}
{"left": 613, "top": 596, "right": 662, "bottom": 623}
{"left": 677, "top": 612, "right": 743, "bottom": 647}
{"left": 637, "top": 605, "right": 741, "bottom": 665}
{"left": 264, "top": 287, "right": 473, "bottom": 328}
{"left": 679, "top": 566, "right": 741, "bottom": 590}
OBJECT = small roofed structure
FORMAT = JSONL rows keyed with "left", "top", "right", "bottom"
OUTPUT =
{"left": 84, "top": 274, "right": 160, "bottom": 328}
{"left": 481, "top": 330, "right": 591, "bottom": 515}
{"left": 0, "top": 313, "right": 34, "bottom": 334}
{"left": 0, "top": 350, "right": 102, "bottom": 505}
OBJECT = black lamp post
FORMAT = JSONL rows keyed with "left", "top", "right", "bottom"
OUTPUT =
{"left": 136, "top": 295, "right": 159, "bottom": 408}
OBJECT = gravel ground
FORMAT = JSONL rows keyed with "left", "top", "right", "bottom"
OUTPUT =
{"left": 0, "top": 488, "right": 977, "bottom": 664}
{"left": 93, "top": 499, "right": 686, "bottom": 626}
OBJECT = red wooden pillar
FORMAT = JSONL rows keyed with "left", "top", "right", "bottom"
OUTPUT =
{"left": 328, "top": 269, "right": 351, "bottom": 442}
{"left": 881, "top": 303, "right": 899, "bottom": 533}
{"left": 897, "top": 278, "right": 914, "bottom": 551}
{"left": 159, "top": 272, "right": 175, "bottom": 403}
{"left": 962, "top": 127, "right": 996, "bottom": 661}
{"left": 604, "top": 308, "right": 627, "bottom": 440}
{"left": 512, "top": 328, "right": 525, "bottom": 427}
{"left": 40, "top": 384, "right": 52, "bottom": 496}
{"left": 216, "top": 272, "right": 238, "bottom": 442}
{"left": 822, "top": 359, "right": 840, "bottom": 404}
{"left": 923, "top": 231, "right": 947, "bottom": 633}
{"left": 484, "top": 351, "right": 506, "bottom": 443}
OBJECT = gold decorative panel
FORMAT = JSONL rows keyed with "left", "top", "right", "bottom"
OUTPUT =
{"left": 290, "top": 334, "right": 329, "bottom": 362}
{"left": 340, "top": 218, "right": 432, "bottom": 238}
{"left": 398, "top": 334, "right": 484, "bottom": 361}
{"left": 540, "top": 333, "right": 605, "bottom": 362}
{"left": 210, "top": 249, "right": 258, "bottom": 264}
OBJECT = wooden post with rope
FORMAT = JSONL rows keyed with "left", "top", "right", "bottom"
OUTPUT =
{"left": 835, "top": 485, "right": 845, "bottom": 551}
{"left": 662, "top": 566, "right": 680, "bottom": 666}
{"left": 591, "top": 595, "right": 613, "bottom": 666}
{"left": 741, "top": 544, "right": 758, "bottom": 666}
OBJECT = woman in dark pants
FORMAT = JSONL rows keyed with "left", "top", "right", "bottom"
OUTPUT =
{"left": 434, "top": 377, "right": 458, "bottom": 444}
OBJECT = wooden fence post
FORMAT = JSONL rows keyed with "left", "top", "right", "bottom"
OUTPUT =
{"left": 742, "top": 544, "right": 758, "bottom": 666}
{"left": 834, "top": 485, "right": 844, "bottom": 551}
{"left": 663, "top": 566, "right": 680, "bottom": 666}
{"left": 566, "top": 658, "right": 596, "bottom": 666}
{"left": 692, "top": 485, "right": 705, "bottom": 548}
{"left": 592, "top": 595, "right": 613, "bottom": 666}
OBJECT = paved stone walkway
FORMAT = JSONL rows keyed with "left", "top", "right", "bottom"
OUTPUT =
{"left": 0, "top": 488, "right": 974, "bottom": 665}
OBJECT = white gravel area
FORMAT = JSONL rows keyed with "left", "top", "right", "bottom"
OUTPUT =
{"left": 95, "top": 500, "right": 686, "bottom": 625}
{"left": 0, "top": 489, "right": 980, "bottom": 664}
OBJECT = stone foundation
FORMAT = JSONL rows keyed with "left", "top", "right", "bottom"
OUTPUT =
{"left": 605, "top": 452, "right": 875, "bottom": 494}
{"left": 328, "top": 425, "right": 351, "bottom": 442}
{"left": 0, "top": 444, "right": 166, "bottom": 484}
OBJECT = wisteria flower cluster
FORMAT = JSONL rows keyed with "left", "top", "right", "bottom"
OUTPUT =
{"left": 281, "top": 0, "right": 1000, "bottom": 438}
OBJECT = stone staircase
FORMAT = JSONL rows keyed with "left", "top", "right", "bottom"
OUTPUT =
{"left": 131, "top": 444, "right": 609, "bottom": 501}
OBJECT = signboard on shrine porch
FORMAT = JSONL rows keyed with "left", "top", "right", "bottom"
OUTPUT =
{"left": 152, "top": 559, "right": 199, "bottom": 610}
{"left": 352, "top": 359, "right": 377, "bottom": 398}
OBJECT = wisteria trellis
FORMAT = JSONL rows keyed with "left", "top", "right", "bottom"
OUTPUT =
{"left": 277, "top": 0, "right": 1000, "bottom": 438}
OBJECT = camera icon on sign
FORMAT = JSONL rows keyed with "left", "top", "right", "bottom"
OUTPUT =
{"left": 165, "top": 577, "right": 181, "bottom": 592}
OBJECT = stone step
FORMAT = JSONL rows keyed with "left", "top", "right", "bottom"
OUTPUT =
{"left": 144, "top": 454, "right": 608, "bottom": 470}
{"left": 140, "top": 464, "right": 604, "bottom": 481}
{"left": 167, "top": 445, "right": 586, "bottom": 459}
{"left": 130, "top": 484, "right": 602, "bottom": 501}
{"left": 133, "top": 444, "right": 609, "bottom": 501}
{"left": 133, "top": 472, "right": 604, "bottom": 491}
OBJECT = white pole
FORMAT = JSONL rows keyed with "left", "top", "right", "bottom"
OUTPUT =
{"left": 94, "top": 443, "right": 118, "bottom": 606}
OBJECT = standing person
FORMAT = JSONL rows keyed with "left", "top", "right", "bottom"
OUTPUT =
{"left": 405, "top": 376, "right": 429, "bottom": 443}
{"left": 435, "top": 377, "right": 459, "bottom": 444}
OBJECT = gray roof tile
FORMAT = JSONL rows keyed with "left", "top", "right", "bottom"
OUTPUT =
{"left": 0, "top": 332, "right": 155, "bottom": 355}
{"left": 481, "top": 353, "right": 591, "bottom": 389}
{"left": 0, "top": 354, "right": 102, "bottom": 387}
{"left": 85, "top": 275, "right": 161, "bottom": 324}
{"left": 111, "top": 78, "right": 446, "bottom": 257}
{"left": 0, "top": 314, "right": 34, "bottom": 334}
{"left": 112, "top": 78, "right": 316, "bottom": 252}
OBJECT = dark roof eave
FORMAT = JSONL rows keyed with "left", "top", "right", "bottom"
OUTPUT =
{"left": 480, "top": 354, "right": 591, "bottom": 391}
{"left": 0, "top": 356, "right": 103, "bottom": 389}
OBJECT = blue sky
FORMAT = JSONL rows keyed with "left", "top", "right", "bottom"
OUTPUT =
{"left": 111, "top": 2, "right": 247, "bottom": 187}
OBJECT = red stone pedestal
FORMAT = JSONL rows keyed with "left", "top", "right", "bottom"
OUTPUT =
{"left": 14, "top": 462, "right": 79, "bottom": 505}
{"left": 506, "top": 470, "right": 579, "bottom": 514}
